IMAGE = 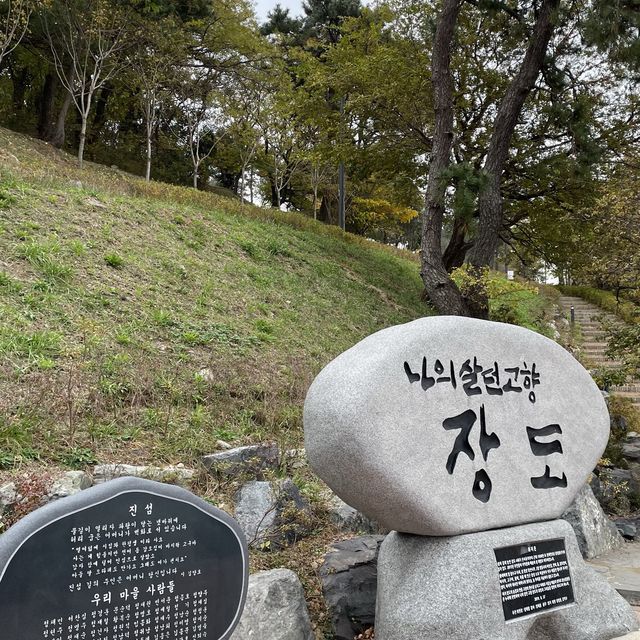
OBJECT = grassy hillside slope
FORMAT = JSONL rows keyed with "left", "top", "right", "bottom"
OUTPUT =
{"left": 0, "top": 127, "right": 427, "bottom": 470}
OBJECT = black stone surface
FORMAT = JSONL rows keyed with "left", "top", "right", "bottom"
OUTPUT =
{"left": 494, "top": 537, "right": 575, "bottom": 622}
{"left": 0, "top": 477, "right": 248, "bottom": 640}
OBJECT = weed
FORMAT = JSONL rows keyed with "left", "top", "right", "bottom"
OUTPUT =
{"left": 17, "top": 238, "right": 73, "bottom": 283}
{"left": 104, "top": 253, "right": 125, "bottom": 269}
{"left": 0, "top": 271, "right": 20, "bottom": 292}
{"left": 151, "top": 310, "right": 176, "bottom": 327}
{"left": 265, "top": 238, "right": 292, "bottom": 258}
{"left": 236, "top": 238, "right": 261, "bottom": 260}
{"left": 61, "top": 447, "right": 98, "bottom": 469}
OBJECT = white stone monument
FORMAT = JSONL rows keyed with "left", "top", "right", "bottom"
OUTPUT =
{"left": 304, "top": 316, "right": 637, "bottom": 640}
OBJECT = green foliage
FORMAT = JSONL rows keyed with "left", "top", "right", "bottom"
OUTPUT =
{"left": 349, "top": 196, "right": 418, "bottom": 236}
{"left": 61, "top": 447, "right": 98, "bottom": 469}
{"left": 104, "top": 252, "right": 125, "bottom": 269}
{"left": 452, "top": 266, "right": 552, "bottom": 335}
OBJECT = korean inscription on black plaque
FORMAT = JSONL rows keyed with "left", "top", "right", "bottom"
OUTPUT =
{"left": 0, "top": 477, "right": 248, "bottom": 640}
{"left": 494, "top": 538, "right": 575, "bottom": 621}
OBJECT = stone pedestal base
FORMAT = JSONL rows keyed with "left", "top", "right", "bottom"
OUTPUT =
{"left": 375, "top": 519, "right": 637, "bottom": 640}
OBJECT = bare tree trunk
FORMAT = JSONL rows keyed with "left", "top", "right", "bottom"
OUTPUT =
{"left": 420, "top": 0, "right": 469, "bottom": 316}
{"left": 193, "top": 167, "right": 199, "bottom": 189}
{"left": 467, "top": 0, "right": 560, "bottom": 309}
{"left": 78, "top": 114, "right": 88, "bottom": 168}
{"left": 146, "top": 140, "right": 152, "bottom": 181}
{"left": 145, "top": 122, "right": 152, "bottom": 181}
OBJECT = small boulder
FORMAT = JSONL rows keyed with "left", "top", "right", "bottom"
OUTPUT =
{"left": 93, "top": 464, "right": 194, "bottom": 487}
{"left": 203, "top": 443, "right": 279, "bottom": 479}
{"left": 234, "top": 479, "right": 312, "bottom": 550}
{"left": 623, "top": 436, "right": 640, "bottom": 462}
{"left": 562, "top": 483, "right": 625, "bottom": 558}
{"left": 0, "top": 483, "right": 18, "bottom": 513}
{"left": 319, "top": 535, "right": 385, "bottom": 640}
{"left": 614, "top": 518, "right": 638, "bottom": 540}
{"left": 611, "top": 413, "right": 629, "bottom": 434}
{"left": 230, "top": 569, "right": 314, "bottom": 640}
{"left": 327, "top": 495, "right": 385, "bottom": 535}
{"left": 48, "top": 471, "right": 92, "bottom": 501}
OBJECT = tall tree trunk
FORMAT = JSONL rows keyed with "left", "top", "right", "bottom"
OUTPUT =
{"left": 420, "top": 0, "right": 469, "bottom": 316}
{"left": 466, "top": 0, "right": 560, "bottom": 316}
{"left": 38, "top": 73, "right": 58, "bottom": 140}
{"left": 442, "top": 215, "right": 473, "bottom": 272}
{"left": 48, "top": 88, "right": 72, "bottom": 148}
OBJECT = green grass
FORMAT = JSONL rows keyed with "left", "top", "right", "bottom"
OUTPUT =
{"left": 0, "top": 127, "right": 428, "bottom": 469}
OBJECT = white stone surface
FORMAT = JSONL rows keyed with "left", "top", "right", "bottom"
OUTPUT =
{"left": 48, "top": 471, "right": 92, "bottom": 501}
{"left": 93, "top": 464, "right": 194, "bottom": 487}
{"left": 562, "top": 483, "right": 625, "bottom": 559}
{"left": 0, "top": 483, "right": 18, "bottom": 512}
{"left": 375, "top": 519, "right": 637, "bottom": 640}
{"left": 304, "top": 316, "right": 610, "bottom": 535}
{"left": 230, "top": 569, "right": 314, "bottom": 640}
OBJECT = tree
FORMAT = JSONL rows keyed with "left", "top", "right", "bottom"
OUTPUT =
{"left": 44, "top": 0, "right": 132, "bottom": 167}
{"left": 131, "top": 19, "right": 186, "bottom": 181}
{"left": 420, "top": 0, "right": 562, "bottom": 318}
{"left": 173, "top": 71, "right": 228, "bottom": 189}
{"left": 0, "top": 0, "right": 41, "bottom": 70}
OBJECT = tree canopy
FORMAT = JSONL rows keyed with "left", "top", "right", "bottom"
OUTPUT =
{"left": 1, "top": 0, "right": 638, "bottom": 316}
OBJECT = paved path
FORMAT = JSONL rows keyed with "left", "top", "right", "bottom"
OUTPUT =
{"left": 558, "top": 295, "right": 640, "bottom": 407}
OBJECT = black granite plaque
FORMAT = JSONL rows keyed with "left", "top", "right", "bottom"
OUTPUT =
{"left": 0, "top": 477, "right": 248, "bottom": 640}
{"left": 494, "top": 537, "right": 574, "bottom": 621}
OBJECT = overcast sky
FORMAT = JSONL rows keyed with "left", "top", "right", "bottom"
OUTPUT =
{"left": 253, "top": 0, "right": 304, "bottom": 22}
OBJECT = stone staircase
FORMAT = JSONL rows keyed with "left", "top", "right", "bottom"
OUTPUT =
{"left": 558, "top": 295, "right": 640, "bottom": 408}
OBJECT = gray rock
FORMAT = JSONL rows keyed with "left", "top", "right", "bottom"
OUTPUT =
{"left": 375, "top": 519, "right": 637, "bottom": 640}
{"left": 562, "top": 483, "right": 625, "bottom": 559}
{"left": 589, "top": 474, "right": 603, "bottom": 502}
{"left": 230, "top": 569, "right": 314, "bottom": 640}
{"left": 319, "top": 535, "right": 385, "bottom": 640}
{"left": 0, "top": 483, "right": 18, "bottom": 512}
{"left": 611, "top": 414, "right": 629, "bottom": 434}
{"left": 304, "top": 316, "right": 610, "bottom": 536}
{"left": 234, "top": 479, "right": 311, "bottom": 550}
{"left": 47, "top": 471, "right": 92, "bottom": 501}
{"left": 615, "top": 519, "right": 637, "bottom": 540}
{"left": 93, "top": 463, "right": 195, "bottom": 487}
{"left": 624, "top": 438, "right": 640, "bottom": 462}
{"left": 326, "top": 495, "right": 384, "bottom": 534}
{"left": 599, "top": 467, "right": 637, "bottom": 499}
{"left": 285, "top": 449, "right": 307, "bottom": 470}
{"left": 203, "top": 443, "right": 280, "bottom": 479}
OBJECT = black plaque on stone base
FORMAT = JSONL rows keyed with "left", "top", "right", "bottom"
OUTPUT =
{"left": 494, "top": 537, "right": 575, "bottom": 622}
{"left": 0, "top": 477, "right": 248, "bottom": 640}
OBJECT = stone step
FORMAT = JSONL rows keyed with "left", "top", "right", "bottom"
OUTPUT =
{"left": 587, "top": 542, "right": 640, "bottom": 607}
{"left": 613, "top": 386, "right": 640, "bottom": 393}
{"left": 612, "top": 392, "right": 640, "bottom": 404}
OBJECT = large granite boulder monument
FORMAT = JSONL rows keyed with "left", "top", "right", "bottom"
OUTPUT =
{"left": 304, "top": 316, "right": 637, "bottom": 640}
